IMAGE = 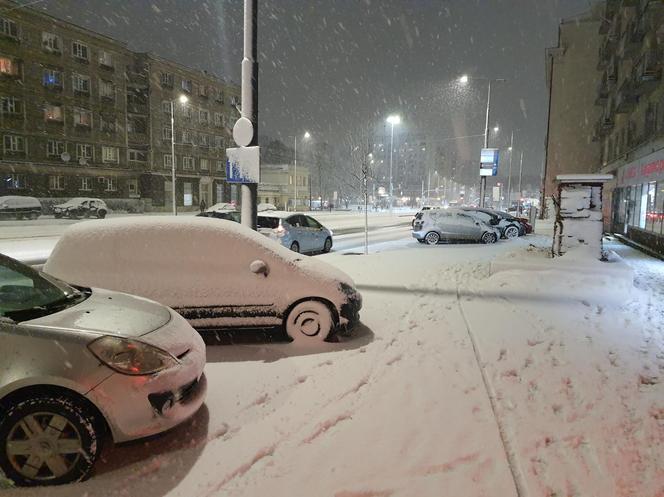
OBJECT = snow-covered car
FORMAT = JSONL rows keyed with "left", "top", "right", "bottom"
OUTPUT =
{"left": 257, "top": 202, "right": 277, "bottom": 212}
{"left": 258, "top": 211, "right": 334, "bottom": 254}
{"left": 412, "top": 208, "right": 500, "bottom": 245}
{"left": 411, "top": 206, "right": 442, "bottom": 227}
{"left": 0, "top": 253, "right": 206, "bottom": 486}
{"left": 0, "top": 196, "right": 42, "bottom": 220}
{"left": 53, "top": 198, "right": 108, "bottom": 219}
{"left": 197, "top": 210, "right": 241, "bottom": 223}
{"left": 460, "top": 208, "right": 522, "bottom": 239}
{"left": 44, "top": 217, "right": 361, "bottom": 343}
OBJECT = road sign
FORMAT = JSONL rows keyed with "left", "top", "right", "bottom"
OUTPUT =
{"left": 226, "top": 146, "right": 260, "bottom": 183}
{"left": 233, "top": 117, "right": 254, "bottom": 147}
{"left": 480, "top": 148, "right": 499, "bottom": 177}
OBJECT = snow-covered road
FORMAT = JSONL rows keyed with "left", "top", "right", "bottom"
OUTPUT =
{"left": 4, "top": 236, "right": 663, "bottom": 497}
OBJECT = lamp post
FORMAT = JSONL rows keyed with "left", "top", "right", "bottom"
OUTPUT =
{"left": 457, "top": 75, "right": 506, "bottom": 208}
{"left": 506, "top": 131, "right": 514, "bottom": 211}
{"left": 386, "top": 114, "right": 401, "bottom": 212}
{"left": 170, "top": 94, "right": 189, "bottom": 215}
{"left": 293, "top": 131, "right": 311, "bottom": 211}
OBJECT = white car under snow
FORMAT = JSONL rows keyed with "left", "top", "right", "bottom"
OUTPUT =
{"left": 44, "top": 217, "right": 362, "bottom": 343}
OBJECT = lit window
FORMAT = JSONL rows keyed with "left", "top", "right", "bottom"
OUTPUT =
{"left": 42, "top": 69, "right": 62, "bottom": 87}
{"left": 44, "top": 104, "right": 63, "bottom": 121}
{"left": 0, "top": 57, "right": 19, "bottom": 76}
{"left": 181, "top": 79, "right": 192, "bottom": 93}
{"left": 73, "top": 107, "right": 92, "bottom": 127}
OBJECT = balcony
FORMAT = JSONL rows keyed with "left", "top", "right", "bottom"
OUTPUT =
{"left": 617, "top": 20, "right": 645, "bottom": 58}
{"left": 606, "top": 60, "right": 619, "bottom": 87}
{"left": 595, "top": 79, "right": 610, "bottom": 105}
{"left": 615, "top": 80, "right": 638, "bottom": 113}
{"left": 633, "top": 49, "right": 661, "bottom": 94}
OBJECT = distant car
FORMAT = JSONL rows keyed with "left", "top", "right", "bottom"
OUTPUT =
{"left": 515, "top": 216, "right": 533, "bottom": 234}
{"left": 257, "top": 203, "right": 278, "bottom": 212}
{"left": 258, "top": 212, "right": 334, "bottom": 254}
{"left": 412, "top": 208, "right": 500, "bottom": 245}
{"left": 494, "top": 210, "right": 529, "bottom": 236}
{"left": 460, "top": 208, "right": 522, "bottom": 239}
{"left": 0, "top": 196, "right": 42, "bottom": 220}
{"left": 0, "top": 253, "right": 206, "bottom": 486}
{"left": 53, "top": 198, "right": 108, "bottom": 219}
{"left": 197, "top": 210, "right": 241, "bottom": 223}
{"left": 44, "top": 217, "right": 362, "bottom": 343}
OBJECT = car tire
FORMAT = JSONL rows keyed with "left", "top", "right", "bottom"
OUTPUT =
{"left": 481, "top": 232, "right": 498, "bottom": 244}
{"left": 290, "top": 241, "right": 300, "bottom": 253}
{"left": 322, "top": 237, "right": 332, "bottom": 253}
{"left": 424, "top": 232, "right": 440, "bottom": 245}
{"left": 97, "top": 210, "right": 107, "bottom": 219}
{"left": 285, "top": 300, "right": 334, "bottom": 344}
{"left": 0, "top": 393, "right": 102, "bottom": 487}
{"left": 504, "top": 225, "right": 519, "bottom": 239}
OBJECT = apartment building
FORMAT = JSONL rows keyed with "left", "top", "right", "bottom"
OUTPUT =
{"left": 0, "top": 0, "right": 239, "bottom": 212}
{"left": 596, "top": 0, "right": 664, "bottom": 254}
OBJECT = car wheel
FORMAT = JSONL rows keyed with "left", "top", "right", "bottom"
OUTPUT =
{"left": 482, "top": 232, "right": 498, "bottom": 244}
{"left": 0, "top": 393, "right": 102, "bottom": 487}
{"left": 290, "top": 241, "right": 300, "bottom": 253}
{"left": 285, "top": 300, "right": 334, "bottom": 344}
{"left": 424, "top": 231, "right": 440, "bottom": 245}
{"left": 322, "top": 237, "right": 332, "bottom": 253}
{"left": 97, "top": 210, "right": 107, "bottom": 219}
{"left": 504, "top": 225, "right": 519, "bottom": 239}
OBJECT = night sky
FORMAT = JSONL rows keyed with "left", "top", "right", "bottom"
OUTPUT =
{"left": 38, "top": 0, "right": 594, "bottom": 189}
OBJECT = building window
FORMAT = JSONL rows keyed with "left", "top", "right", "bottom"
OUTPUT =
{"left": 98, "top": 50, "right": 113, "bottom": 68}
{"left": 181, "top": 79, "right": 192, "bottom": 93}
{"left": 104, "top": 177, "right": 117, "bottom": 191}
{"left": 162, "top": 126, "right": 173, "bottom": 141}
{"left": 100, "top": 115, "right": 116, "bottom": 133}
{"left": 230, "top": 95, "right": 240, "bottom": 107}
{"left": 161, "top": 100, "right": 171, "bottom": 114}
{"left": 41, "top": 32, "right": 62, "bottom": 53}
{"left": 42, "top": 68, "right": 62, "bottom": 88}
{"left": 49, "top": 175, "right": 65, "bottom": 191}
{"left": 44, "top": 103, "right": 63, "bottom": 122}
{"left": 214, "top": 112, "right": 223, "bottom": 126}
{"left": 160, "top": 72, "right": 174, "bottom": 88}
{"left": 0, "top": 18, "right": 18, "bottom": 39}
{"left": 72, "top": 41, "right": 89, "bottom": 61}
{"left": 182, "top": 104, "right": 192, "bottom": 119}
{"left": 3, "top": 134, "right": 24, "bottom": 152}
{"left": 1, "top": 96, "right": 20, "bottom": 114}
{"left": 199, "top": 109, "right": 210, "bottom": 124}
{"left": 199, "top": 134, "right": 210, "bottom": 147}
{"left": 182, "top": 156, "right": 194, "bottom": 170}
{"left": 127, "top": 178, "right": 138, "bottom": 195}
{"left": 200, "top": 158, "right": 209, "bottom": 171}
{"left": 215, "top": 91, "right": 224, "bottom": 104}
{"left": 102, "top": 146, "right": 119, "bottom": 163}
{"left": 184, "top": 182, "right": 193, "bottom": 206}
{"left": 198, "top": 84, "right": 208, "bottom": 97}
{"left": 80, "top": 177, "right": 92, "bottom": 191}
{"left": 7, "top": 174, "right": 26, "bottom": 189}
{"left": 0, "top": 57, "right": 19, "bottom": 76}
{"left": 128, "top": 149, "right": 147, "bottom": 162}
{"left": 99, "top": 79, "right": 115, "bottom": 100}
{"left": 216, "top": 160, "right": 224, "bottom": 172}
{"left": 47, "top": 140, "right": 66, "bottom": 157}
{"left": 77, "top": 143, "right": 93, "bottom": 160}
{"left": 182, "top": 129, "right": 193, "bottom": 144}
{"left": 73, "top": 107, "right": 92, "bottom": 127}
{"left": 163, "top": 154, "right": 174, "bottom": 168}
{"left": 215, "top": 136, "right": 225, "bottom": 149}
{"left": 72, "top": 73, "right": 90, "bottom": 93}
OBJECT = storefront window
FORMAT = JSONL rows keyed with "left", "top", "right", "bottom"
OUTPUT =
{"left": 646, "top": 182, "right": 656, "bottom": 232}
{"left": 639, "top": 183, "right": 648, "bottom": 229}
{"left": 655, "top": 182, "right": 664, "bottom": 235}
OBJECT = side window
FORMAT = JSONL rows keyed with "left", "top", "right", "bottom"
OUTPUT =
{"left": 305, "top": 216, "right": 322, "bottom": 229}
{"left": 287, "top": 215, "right": 303, "bottom": 227}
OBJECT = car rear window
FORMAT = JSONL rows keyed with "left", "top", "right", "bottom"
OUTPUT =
{"left": 257, "top": 216, "right": 280, "bottom": 229}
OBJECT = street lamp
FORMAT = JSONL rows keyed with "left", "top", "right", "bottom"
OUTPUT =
{"left": 386, "top": 114, "right": 401, "bottom": 212}
{"left": 293, "top": 131, "right": 311, "bottom": 211}
{"left": 170, "top": 94, "right": 189, "bottom": 215}
{"left": 457, "top": 75, "right": 506, "bottom": 207}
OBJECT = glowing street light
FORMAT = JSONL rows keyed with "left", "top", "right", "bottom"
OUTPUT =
{"left": 386, "top": 114, "right": 401, "bottom": 212}
{"left": 170, "top": 94, "right": 189, "bottom": 215}
{"left": 294, "top": 131, "right": 311, "bottom": 211}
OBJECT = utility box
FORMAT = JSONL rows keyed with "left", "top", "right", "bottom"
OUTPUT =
{"left": 552, "top": 174, "right": 613, "bottom": 258}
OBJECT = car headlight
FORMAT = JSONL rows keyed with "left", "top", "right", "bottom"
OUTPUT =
{"left": 88, "top": 336, "right": 178, "bottom": 375}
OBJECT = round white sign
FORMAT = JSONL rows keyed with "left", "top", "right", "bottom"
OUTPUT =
{"left": 233, "top": 117, "right": 254, "bottom": 147}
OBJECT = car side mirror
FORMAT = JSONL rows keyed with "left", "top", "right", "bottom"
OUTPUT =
{"left": 250, "top": 259, "right": 269, "bottom": 277}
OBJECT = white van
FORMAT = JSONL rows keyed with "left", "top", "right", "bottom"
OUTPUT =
{"left": 44, "top": 217, "right": 362, "bottom": 343}
{"left": 0, "top": 196, "right": 42, "bottom": 220}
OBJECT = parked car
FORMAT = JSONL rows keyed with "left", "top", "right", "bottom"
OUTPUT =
{"left": 460, "top": 208, "right": 522, "bottom": 239}
{"left": 0, "top": 196, "right": 42, "bottom": 220}
{"left": 44, "top": 217, "right": 362, "bottom": 343}
{"left": 197, "top": 210, "right": 241, "bottom": 223}
{"left": 258, "top": 212, "right": 334, "bottom": 254}
{"left": 205, "top": 202, "right": 236, "bottom": 213}
{"left": 494, "top": 210, "right": 530, "bottom": 236}
{"left": 53, "top": 198, "right": 108, "bottom": 219}
{"left": 0, "top": 253, "right": 206, "bottom": 486}
{"left": 412, "top": 208, "right": 500, "bottom": 245}
{"left": 514, "top": 216, "right": 533, "bottom": 234}
{"left": 412, "top": 206, "right": 441, "bottom": 227}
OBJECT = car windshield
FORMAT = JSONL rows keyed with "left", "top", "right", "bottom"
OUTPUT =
{"left": 0, "top": 255, "right": 84, "bottom": 320}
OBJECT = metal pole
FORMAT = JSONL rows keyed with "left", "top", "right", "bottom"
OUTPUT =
{"left": 389, "top": 122, "right": 394, "bottom": 213}
{"left": 506, "top": 131, "right": 514, "bottom": 211}
{"left": 170, "top": 100, "right": 177, "bottom": 216}
{"left": 363, "top": 156, "right": 369, "bottom": 255}
{"left": 294, "top": 136, "right": 297, "bottom": 211}
{"left": 427, "top": 170, "right": 431, "bottom": 205}
{"left": 480, "top": 80, "right": 492, "bottom": 208}
{"left": 240, "top": 0, "right": 258, "bottom": 229}
{"left": 517, "top": 151, "right": 524, "bottom": 216}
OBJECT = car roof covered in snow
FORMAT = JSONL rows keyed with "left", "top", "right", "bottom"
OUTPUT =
{"left": 55, "top": 197, "right": 105, "bottom": 207}
{"left": 257, "top": 211, "right": 300, "bottom": 219}
{"left": 0, "top": 196, "right": 41, "bottom": 207}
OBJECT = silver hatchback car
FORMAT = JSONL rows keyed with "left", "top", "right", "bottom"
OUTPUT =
{"left": 412, "top": 208, "right": 500, "bottom": 245}
{"left": 0, "top": 254, "right": 206, "bottom": 486}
